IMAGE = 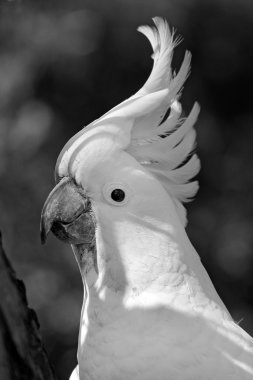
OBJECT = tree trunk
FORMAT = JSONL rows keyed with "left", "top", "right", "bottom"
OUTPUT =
{"left": 0, "top": 231, "right": 57, "bottom": 380}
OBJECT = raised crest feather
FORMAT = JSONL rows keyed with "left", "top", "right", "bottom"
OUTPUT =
{"left": 56, "top": 18, "right": 200, "bottom": 226}
{"left": 127, "top": 18, "right": 200, "bottom": 226}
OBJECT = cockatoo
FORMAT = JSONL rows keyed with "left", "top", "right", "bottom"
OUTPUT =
{"left": 41, "top": 18, "right": 253, "bottom": 380}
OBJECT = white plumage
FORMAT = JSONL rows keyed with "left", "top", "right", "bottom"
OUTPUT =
{"left": 45, "top": 18, "right": 253, "bottom": 380}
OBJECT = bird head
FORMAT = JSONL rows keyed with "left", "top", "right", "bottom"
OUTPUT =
{"left": 40, "top": 17, "right": 200, "bottom": 285}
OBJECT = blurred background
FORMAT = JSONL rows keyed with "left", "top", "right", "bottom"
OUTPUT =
{"left": 0, "top": 0, "right": 252, "bottom": 378}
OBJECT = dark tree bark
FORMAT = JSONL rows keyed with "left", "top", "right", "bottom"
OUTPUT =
{"left": 0, "top": 231, "right": 57, "bottom": 380}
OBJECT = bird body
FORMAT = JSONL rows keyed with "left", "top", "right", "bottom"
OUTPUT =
{"left": 41, "top": 18, "right": 253, "bottom": 380}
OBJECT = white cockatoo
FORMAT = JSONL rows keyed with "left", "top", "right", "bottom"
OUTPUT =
{"left": 41, "top": 18, "right": 253, "bottom": 380}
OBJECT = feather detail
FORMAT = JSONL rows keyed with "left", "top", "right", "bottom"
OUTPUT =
{"left": 126, "top": 19, "right": 200, "bottom": 226}
{"left": 168, "top": 50, "right": 191, "bottom": 102}
{"left": 138, "top": 102, "right": 199, "bottom": 153}
{"left": 155, "top": 101, "right": 182, "bottom": 136}
{"left": 95, "top": 89, "right": 169, "bottom": 125}
{"left": 167, "top": 154, "right": 201, "bottom": 184}
{"left": 136, "top": 17, "right": 175, "bottom": 96}
{"left": 128, "top": 129, "right": 195, "bottom": 170}
{"left": 130, "top": 100, "right": 182, "bottom": 141}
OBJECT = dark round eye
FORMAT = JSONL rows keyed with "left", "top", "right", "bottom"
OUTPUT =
{"left": 111, "top": 189, "right": 125, "bottom": 202}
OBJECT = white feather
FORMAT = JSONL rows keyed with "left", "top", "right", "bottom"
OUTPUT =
{"left": 125, "top": 20, "right": 200, "bottom": 224}
{"left": 168, "top": 154, "right": 201, "bottom": 184}
{"left": 136, "top": 17, "right": 174, "bottom": 95}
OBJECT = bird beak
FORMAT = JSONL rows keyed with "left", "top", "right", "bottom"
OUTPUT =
{"left": 40, "top": 177, "right": 95, "bottom": 246}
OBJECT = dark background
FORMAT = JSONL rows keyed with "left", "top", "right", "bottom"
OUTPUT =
{"left": 0, "top": 0, "right": 252, "bottom": 379}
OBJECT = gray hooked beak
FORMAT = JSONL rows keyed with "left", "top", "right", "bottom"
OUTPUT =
{"left": 40, "top": 177, "right": 95, "bottom": 246}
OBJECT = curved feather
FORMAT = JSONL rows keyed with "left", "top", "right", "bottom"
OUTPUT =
{"left": 125, "top": 19, "right": 200, "bottom": 225}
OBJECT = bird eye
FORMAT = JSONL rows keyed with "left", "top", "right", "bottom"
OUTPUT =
{"left": 111, "top": 189, "right": 125, "bottom": 202}
{"left": 103, "top": 182, "right": 131, "bottom": 206}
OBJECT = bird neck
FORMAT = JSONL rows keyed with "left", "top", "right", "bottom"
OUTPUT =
{"left": 96, "top": 215, "right": 188, "bottom": 299}
{"left": 82, "top": 198, "right": 226, "bottom": 314}
{"left": 75, "top": 197, "right": 230, "bottom": 357}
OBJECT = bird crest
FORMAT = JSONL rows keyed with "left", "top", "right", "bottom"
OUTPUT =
{"left": 56, "top": 17, "right": 200, "bottom": 226}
